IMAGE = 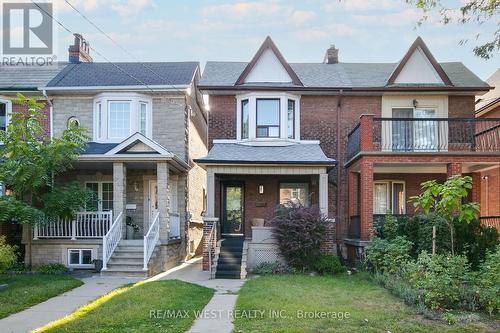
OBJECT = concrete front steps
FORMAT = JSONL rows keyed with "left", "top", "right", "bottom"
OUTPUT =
{"left": 101, "top": 239, "right": 148, "bottom": 278}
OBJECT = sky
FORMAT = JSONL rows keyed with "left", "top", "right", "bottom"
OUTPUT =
{"left": 48, "top": 0, "right": 498, "bottom": 80}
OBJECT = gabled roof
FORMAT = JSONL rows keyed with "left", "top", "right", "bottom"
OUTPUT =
{"left": 235, "top": 37, "right": 302, "bottom": 86}
{"left": 200, "top": 37, "right": 488, "bottom": 92}
{"left": 476, "top": 68, "right": 500, "bottom": 115}
{"left": 45, "top": 62, "right": 199, "bottom": 89}
{"left": 0, "top": 63, "right": 67, "bottom": 91}
{"left": 387, "top": 37, "right": 452, "bottom": 86}
{"left": 195, "top": 143, "right": 336, "bottom": 166}
{"left": 105, "top": 133, "right": 173, "bottom": 156}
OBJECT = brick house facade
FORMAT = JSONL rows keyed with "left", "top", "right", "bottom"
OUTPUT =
{"left": 198, "top": 36, "right": 498, "bottom": 269}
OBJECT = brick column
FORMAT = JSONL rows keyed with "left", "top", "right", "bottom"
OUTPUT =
{"left": 157, "top": 162, "right": 170, "bottom": 243}
{"left": 113, "top": 162, "right": 127, "bottom": 237}
{"left": 360, "top": 160, "right": 373, "bottom": 241}
{"left": 471, "top": 172, "right": 481, "bottom": 205}
{"left": 348, "top": 171, "right": 358, "bottom": 217}
{"left": 446, "top": 162, "right": 462, "bottom": 178}
{"left": 359, "top": 114, "right": 375, "bottom": 151}
{"left": 202, "top": 217, "right": 218, "bottom": 271}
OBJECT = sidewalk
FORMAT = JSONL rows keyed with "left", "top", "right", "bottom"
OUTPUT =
{"left": 150, "top": 258, "right": 246, "bottom": 333}
{"left": 0, "top": 275, "right": 141, "bottom": 333}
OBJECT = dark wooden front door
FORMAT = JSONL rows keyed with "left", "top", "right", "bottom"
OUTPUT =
{"left": 222, "top": 182, "right": 244, "bottom": 235}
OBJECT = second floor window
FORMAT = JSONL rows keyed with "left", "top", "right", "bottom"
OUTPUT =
{"left": 256, "top": 99, "right": 280, "bottom": 138}
{"left": 94, "top": 94, "right": 152, "bottom": 142}
{"left": 0, "top": 102, "right": 9, "bottom": 133}
{"left": 236, "top": 93, "right": 300, "bottom": 141}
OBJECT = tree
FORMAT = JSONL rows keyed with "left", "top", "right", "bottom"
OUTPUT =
{"left": 0, "top": 94, "right": 92, "bottom": 264}
{"left": 410, "top": 175, "right": 480, "bottom": 255}
{"left": 407, "top": 0, "right": 500, "bottom": 59}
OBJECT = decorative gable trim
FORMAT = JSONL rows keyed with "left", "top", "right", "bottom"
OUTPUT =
{"left": 387, "top": 37, "right": 452, "bottom": 86}
{"left": 105, "top": 132, "right": 173, "bottom": 156}
{"left": 235, "top": 36, "right": 302, "bottom": 86}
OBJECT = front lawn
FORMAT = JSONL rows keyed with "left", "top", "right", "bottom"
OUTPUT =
{"left": 37, "top": 280, "right": 214, "bottom": 333}
{"left": 0, "top": 274, "right": 83, "bottom": 319}
{"left": 235, "top": 274, "right": 498, "bottom": 333}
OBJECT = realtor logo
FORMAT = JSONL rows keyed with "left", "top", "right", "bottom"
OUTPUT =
{"left": 2, "top": 1, "right": 53, "bottom": 54}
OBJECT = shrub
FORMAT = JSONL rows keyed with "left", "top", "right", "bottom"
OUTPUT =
{"left": 0, "top": 236, "right": 18, "bottom": 273}
{"left": 454, "top": 219, "right": 499, "bottom": 270}
{"left": 272, "top": 204, "right": 327, "bottom": 270}
{"left": 35, "top": 263, "right": 68, "bottom": 275}
{"left": 365, "top": 236, "right": 413, "bottom": 273}
{"left": 252, "top": 261, "right": 292, "bottom": 275}
{"left": 403, "top": 251, "right": 473, "bottom": 310}
{"left": 476, "top": 245, "right": 500, "bottom": 315}
{"left": 311, "top": 255, "right": 345, "bottom": 275}
{"left": 373, "top": 272, "right": 420, "bottom": 306}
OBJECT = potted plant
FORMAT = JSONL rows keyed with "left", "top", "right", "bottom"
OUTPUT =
{"left": 126, "top": 216, "right": 140, "bottom": 239}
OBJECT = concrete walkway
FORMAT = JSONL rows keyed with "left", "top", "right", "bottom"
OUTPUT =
{"left": 149, "top": 258, "right": 246, "bottom": 333}
{"left": 0, "top": 275, "right": 141, "bottom": 333}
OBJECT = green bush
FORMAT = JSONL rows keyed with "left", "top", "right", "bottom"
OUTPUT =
{"left": 402, "top": 251, "right": 473, "bottom": 310}
{"left": 373, "top": 272, "right": 420, "bottom": 306}
{"left": 311, "top": 254, "right": 345, "bottom": 275}
{"left": 476, "top": 245, "right": 500, "bottom": 315}
{"left": 365, "top": 236, "right": 413, "bottom": 274}
{"left": 35, "top": 263, "right": 69, "bottom": 275}
{"left": 252, "top": 261, "right": 293, "bottom": 275}
{"left": 0, "top": 236, "right": 18, "bottom": 273}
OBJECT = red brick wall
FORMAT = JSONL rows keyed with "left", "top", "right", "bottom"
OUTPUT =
{"left": 215, "top": 174, "right": 318, "bottom": 236}
{"left": 448, "top": 95, "right": 475, "bottom": 118}
{"left": 208, "top": 95, "right": 236, "bottom": 148}
{"left": 479, "top": 167, "right": 500, "bottom": 217}
{"left": 12, "top": 101, "right": 51, "bottom": 136}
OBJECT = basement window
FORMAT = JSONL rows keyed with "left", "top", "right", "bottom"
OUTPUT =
{"left": 68, "top": 249, "right": 93, "bottom": 267}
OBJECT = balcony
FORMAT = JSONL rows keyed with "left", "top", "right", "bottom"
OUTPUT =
{"left": 346, "top": 116, "right": 500, "bottom": 161}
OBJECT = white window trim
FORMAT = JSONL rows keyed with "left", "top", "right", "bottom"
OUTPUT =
{"left": 0, "top": 98, "right": 12, "bottom": 143}
{"left": 67, "top": 248, "right": 94, "bottom": 267}
{"left": 93, "top": 93, "right": 152, "bottom": 143}
{"left": 85, "top": 181, "right": 113, "bottom": 211}
{"left": 235, "top": 92, "right": 300, "bottom": 141}
{"left": 373, "top": 180, "right": 406, "bottom": 214}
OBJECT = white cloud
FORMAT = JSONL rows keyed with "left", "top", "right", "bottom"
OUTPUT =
{"left": 111, "top": 0, "right": 154, "bottom": 17}
{"left": 292, "top": 23, "right": 357, "bottom": 41}
{"left": 353, "top": 9, "right": 422, "bottom": 27}
{"left": 53, "top": 0, "right": 153, "bottom": 17}
{"left": 202, "top": 1, "right": 315, "bottom": 26}
{"left": 322, "top": 0, "right": 403, "bottom": 12}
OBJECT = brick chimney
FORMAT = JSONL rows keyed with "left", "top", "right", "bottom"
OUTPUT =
{"left": 68, "top": 33, "right": 93, "bottom": 63}
{"left": 324, "top": 44, "right": 339, "bottom": 64}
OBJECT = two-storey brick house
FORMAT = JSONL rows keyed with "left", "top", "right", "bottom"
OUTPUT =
{"left": 22, "top": 35, "right": 207, "bottom": 276}
{"left": 198, "top": 36, "right": 498, "bottom": 275}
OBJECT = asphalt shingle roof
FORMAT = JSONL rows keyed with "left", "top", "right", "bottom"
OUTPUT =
{"left": 82, "top": 142, "right": 118, "bottom": 155}
{"left": 200, "top": 61, "right": 488, "bottom": 89}
{"left": 196, "top": 143, "right": 336, "bottom": 165}
{"left": 0, "top": 63, "right": 67, "bottom": 90}
{"left": 46, "top": 62, "right": 199, "bottom": 88}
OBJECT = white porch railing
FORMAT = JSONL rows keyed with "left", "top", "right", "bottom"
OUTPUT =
{"left": 33, "top": 211, "right": 113, "bottom": 240}
{"left": 102, "top": 212, "right": 123, "bottom": 271}
{"left": 143, "top": 212, "right": 160, "bottom": 270}
{"left": 169, "top": 212, "right": 180, "bottom": 239}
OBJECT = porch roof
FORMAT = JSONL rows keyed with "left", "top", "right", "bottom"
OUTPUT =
{"left": 195, "top": 143, "right": 336, "bottom": 166}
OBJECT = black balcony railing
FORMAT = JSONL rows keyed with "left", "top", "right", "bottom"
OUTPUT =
{"left": 346, "top": 117, "right": 500, "bottom": 161}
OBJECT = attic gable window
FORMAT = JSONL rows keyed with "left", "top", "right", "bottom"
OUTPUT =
{"left": 236, "top": 93, "right": 300, "bottom": 141}
{"left": 93, "top": 93, "right": 152, "bottom": 143}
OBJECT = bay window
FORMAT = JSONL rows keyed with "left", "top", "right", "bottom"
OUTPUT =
{"left": 93, "top": 93, "right": 152, "bottom": 142}
{"left": 0, "top": 103, "right": 7, "bottom": 132}
{"left": 236, "top": 93, "right": 300, "bottom": 140}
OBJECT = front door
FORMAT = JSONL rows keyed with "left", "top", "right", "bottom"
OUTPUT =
{"left": 222, "top": 183, "right": 244, "bottom": 235}
{"left": 147, "top": 180, "right": 159, "bottom": 233}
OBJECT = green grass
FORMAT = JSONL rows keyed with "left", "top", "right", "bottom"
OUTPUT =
{"left": 37, "top": 280, "right": 214, "bottom": 333}
{"left": 234, "top": 274, "right": 499, "bottom": 333}
{"left": 0, "top": 274, "right": 83, "bottom": 319}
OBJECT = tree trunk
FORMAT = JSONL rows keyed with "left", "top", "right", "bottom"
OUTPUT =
{"left": 432, "top": 226, "right": 436, "bottom": 255}
{"left": 450, "top": 224, "right": 455, "bottom": 256}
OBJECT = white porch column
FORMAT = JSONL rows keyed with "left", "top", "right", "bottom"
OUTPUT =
{"left": 206, "top": 169, "right": 215, "bottom": 217}
{"left": 319, "top": 173, "right": 328, "bottom": 217}
{"left": 113, "top": 162, "right": 127, "bottom": 237}
{"left": 157, "top": 162, "right": 170, "bottom": 243}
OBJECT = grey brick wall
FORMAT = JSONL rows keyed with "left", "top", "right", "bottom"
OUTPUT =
{"left": 52, "top": 97, "right": 93, "bottom": 138}
{"left": 152, "top": 96, "right": 187, "bottom": 159}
